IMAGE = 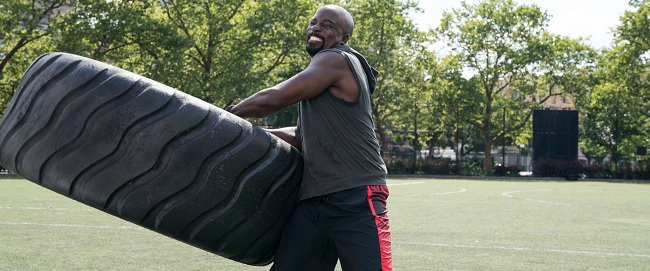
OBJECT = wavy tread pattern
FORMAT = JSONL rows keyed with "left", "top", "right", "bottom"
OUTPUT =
{"left": 0, "top": 53, "right": 302, "bottom": 266}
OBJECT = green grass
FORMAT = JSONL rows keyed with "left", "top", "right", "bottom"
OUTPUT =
{"left": 1, "top": 177, "right": 649, "bottom": 270}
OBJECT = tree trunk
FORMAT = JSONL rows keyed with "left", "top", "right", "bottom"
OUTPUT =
{"left": 376, "top": 125, "right": 390, "bottom": 159}
{"left": 483, "top": 142, "right": 494, "bottom": 174}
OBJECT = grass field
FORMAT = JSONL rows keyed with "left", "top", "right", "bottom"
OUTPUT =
{"left": 1, "top": 176, "right": 649, "bottom": 271}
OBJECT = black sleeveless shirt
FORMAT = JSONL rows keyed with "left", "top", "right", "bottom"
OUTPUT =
{"left": 298, "top": 45, "right": 387, "bottom": 200}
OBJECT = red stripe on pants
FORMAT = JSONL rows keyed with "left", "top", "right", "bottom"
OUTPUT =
{"left": 367, "top": 185, "right": 392, "bottom": 271}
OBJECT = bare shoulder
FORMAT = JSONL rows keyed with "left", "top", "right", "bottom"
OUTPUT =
{"left": 304, "top": 51, "right": 356, "bottom": 85}
{"left": 308, "top": 50, "right": 349, "bottom": 70}
{"left": 306, "top": 50, "right": 359, "bottom": 102}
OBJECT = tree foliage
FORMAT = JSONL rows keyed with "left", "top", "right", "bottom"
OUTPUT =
{"left": 0, "top": 0, "right": 646, "bottom": 177}
{"left": 579, "top": 0, "right": 650, "bottom": 169}
{"left": 616, "top": 0, "right": 650, "bottom": 136}
{"left": 342, "top": 0, "right": 430, "bottom": 158}
{"left": 435, "top": 0, "right": 595, "bottom": 173}
{"left": 0, "top": 0, "right": 72, "bottom": 113}
{"left": 56, "top": 0, "right": 310, "bottom": 107}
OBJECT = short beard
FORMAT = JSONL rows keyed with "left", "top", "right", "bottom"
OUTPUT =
{"left": 306, "top": 44, "right": 324, "bottom": 57}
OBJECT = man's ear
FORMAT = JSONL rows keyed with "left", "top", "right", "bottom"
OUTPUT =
{"left": 341, "top": 34, "right": 350, "bottom": 44}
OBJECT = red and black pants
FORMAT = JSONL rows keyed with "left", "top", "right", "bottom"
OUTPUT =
{"left": 271, "top": 185, "right": 392, "bottom": 271}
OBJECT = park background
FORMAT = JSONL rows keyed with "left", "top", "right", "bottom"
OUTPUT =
{"left": 2, "top": 176, "right": 649, "bottom": 270}
{"left": 1, "top": 2, "right": 649, "bottom": 270}
{"left": 1, "top": 0, "right": 648, "bottom": 179}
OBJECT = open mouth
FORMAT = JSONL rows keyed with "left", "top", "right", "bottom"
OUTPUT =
{"left": 305, "top": 34, "right": 326, "bottom": 56}
{"left": 307, "top": 34, "right": 324, "bottom": 45}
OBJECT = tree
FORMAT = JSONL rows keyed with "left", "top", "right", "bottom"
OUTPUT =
{"left": 0, "top": 0, "right": 72, "bottom": 114}
{"left": 580, "top": 81, "right": 644, "bottom": 172}
{"left": 346, "top": 0, "right": 429, "bottom": 158}
{"left": 54, "top": 0, "right": 311, "bottom": 110}
{"left": 579, "top": 0, "right": 650, "bottom": 172}
{"left": 392, "top": 48, "right": 440, "bottom": 172}
{"left": 55, "top": 0, "right": 188, "bottom": 79}
{"left": 435, "top": 0, "right": 595, "bottom": 173}
{"left": 433, "top": 55, "right": 483, "bottom": 171}
{"left": 159, "top": 0, "right": 311, "bottom": 106}
{"left": 615, "top": 0, "right": 650, "bottom": 138}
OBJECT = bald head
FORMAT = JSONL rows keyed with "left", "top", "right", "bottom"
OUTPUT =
{"left": 305, "top": 5, "right": 356, "bottom": 56}
{"left": 319, "top": 5, "right": 355, "bottom": 37}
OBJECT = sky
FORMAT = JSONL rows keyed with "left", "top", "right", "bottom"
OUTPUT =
{"left": 409, "top": 0, "right": 633, "bottom": 50}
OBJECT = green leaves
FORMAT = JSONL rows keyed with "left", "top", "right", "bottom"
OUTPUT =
{"left": 0, "top": 0, "right": 646, "bottom": 171}
{"left": 435, "top": 0, "right": 597, "bottom": 173}
{"left": 580, "top": 0, "right": 650, "bottom": 167}
{"left": 0, "top": 0, "right": 70, "bottom": 113}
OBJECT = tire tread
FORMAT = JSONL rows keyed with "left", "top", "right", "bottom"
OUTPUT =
{"left": 0, "top": 53, "right": 302, "bottom": 266}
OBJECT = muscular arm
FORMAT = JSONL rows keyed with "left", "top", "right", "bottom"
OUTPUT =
{"left": 229, "top": 51, "right": 358, "bottom": 151}
{"left": 266, "top": 120, "right": 302, "bottom": 151}
{"left": 229, "top": 51, "right": 358, "bottom": 118}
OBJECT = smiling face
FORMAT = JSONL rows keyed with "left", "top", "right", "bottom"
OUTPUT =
{"left": 305, "top": 5, "right": 353, "bottom": 57}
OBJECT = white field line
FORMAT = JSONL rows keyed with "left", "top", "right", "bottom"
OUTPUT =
{"left": 396, "top": 241, "right": 650, "bottom": 258}
{"left": 388, "top": 181, "right": 425, "bottom": 186}
{"left": 501, "top": 190, "right": 572, "bottom": 205}
{"left": 0, "top": 221, "right": 143, "bottom": 230}
{"left": 4, "top": 220, "right": 647, "bottom": 258}
{"left": 432, "top": 188, "right": 467, "bottom": 195}
{"left": 0, "top": 206, "right": 95, "bottom": 211}
{"left": 387, "top": 182, "right": 466, "bottom": 195}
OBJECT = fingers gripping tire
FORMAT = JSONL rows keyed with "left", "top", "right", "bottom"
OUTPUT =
{"left": 0, "top": 53, "right": 303, "bottom": 266}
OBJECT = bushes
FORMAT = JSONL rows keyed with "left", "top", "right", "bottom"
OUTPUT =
{"left": 582, "top": 163, "right": 612, "bottom": 179}
{"left": 386, "top": 157, "right": 517, "bottom": 176}
{"left": 616, "top": 163, "right": 650, "bottom": 180}
{"left": 385, "top": 158, "right": 415, "bottom": 174}
{"left": 419, "top": 158, "right": 453, "bottom": 175}
{"left": 458, "top": 158, "right": 484, "bottom": 176}
{"left": 494, "top": 165, "right": 522, "bottom": 177}
{"left": 533, "top": 159, "right": 650, "bottom": 180}
{"left": 386, "top": 157, "right": 475, "bottom": 176}
{"left": 532, "top": 159, "right": 584, "bottom": 178}
{"left": 385, "top": 157, "right": 452, "bottom": 175}
{"left": 385, "top": 156, "right": 649, "bottom": 180}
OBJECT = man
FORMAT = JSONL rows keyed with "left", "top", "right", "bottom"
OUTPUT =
{"left": 227, "top": 5, "right": 391, "bottom": 270}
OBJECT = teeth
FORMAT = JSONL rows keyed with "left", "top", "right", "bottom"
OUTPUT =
{"left": 309, "top": 36, "right": 323, "bottom": 42}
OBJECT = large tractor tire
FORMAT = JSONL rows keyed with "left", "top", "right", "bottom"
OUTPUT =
{"left": 0, "top": 52, "right": 303, "bottom": 266}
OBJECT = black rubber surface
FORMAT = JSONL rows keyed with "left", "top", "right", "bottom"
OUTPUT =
{"left": 0, "top": 52, "right": 303, "bottom": 266}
